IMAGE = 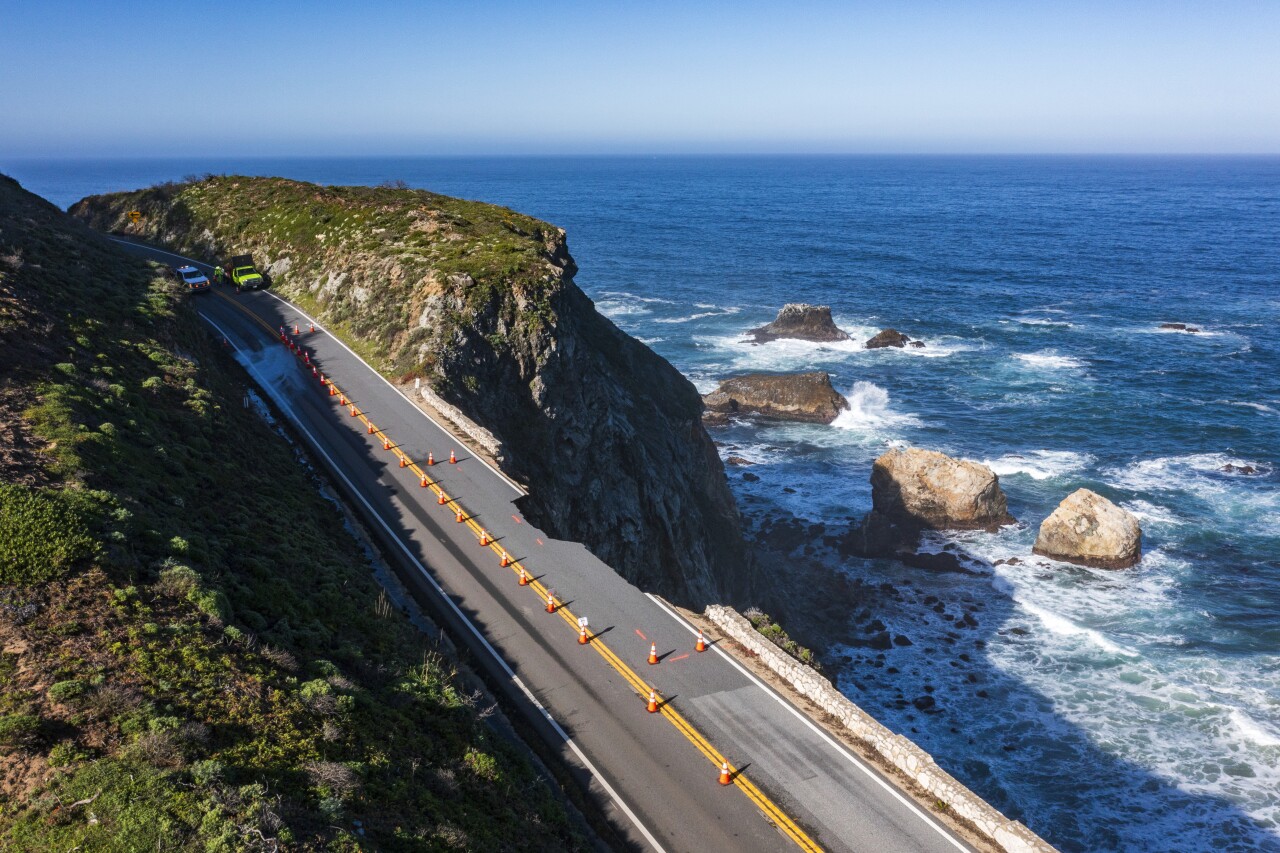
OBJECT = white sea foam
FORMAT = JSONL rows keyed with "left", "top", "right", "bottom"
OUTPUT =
{"left": 695, "top": 333, "right": 867, "bottom": 372}
{"left": 982, "top": 450, "right": 1092, "bottom": 481}
{"left": 1106, "top": 454, "right": 1275, "bottom": 502}
{"left": 876, "top": 335, "right": 980, "bottom": 359}
{"left": 832, "top": 381, "right": 923, "bottom": 432}
{"left": 1014, "top": 598, "right": 1141, "bottom": 658}
{"left": 1218, "top": 400, "right": 1279, "bottom": 415}
{"left": 598, "top": 290, "right": 675, "bottom": 305}
{"left": 1122, "top": 499, "right": 1186, "bottom": 527}
{"left": 1016, "top": 317, "right": 1074, "bottom": 327}
{"left": 1013, "top": 350, "right": 1086, "bottom": 370}
{"left": 654, "top": 306, "right": 742, "bottom": 324}
{"left": 1229, "top": 710, "right": 1280, "bottom": 747}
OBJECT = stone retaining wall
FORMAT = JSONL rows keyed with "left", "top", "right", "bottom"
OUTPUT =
{"left": 415, "top": 384, "right": 504, "bottom": 462}
{"left": 705, "top": 605, "right": 1057, "bottom": 853}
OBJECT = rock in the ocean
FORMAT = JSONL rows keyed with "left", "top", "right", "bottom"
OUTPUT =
{"left": 748, "top": 303, "right": 850, "bottom": 343}
{"left": 865, "top": 328, "right": 912, "bottom": 349}
{"left": 703, "top": 372, "right": 849, "bottom": 424}
{"left": 844, "top": 448, "right": 1014, "bottom": 556}
{"left": 1159, "top": 322, "right": 1202, "bottom": 333}
{"left": 1221, "top": 463, "right": 1259, "bottom": 475}
{"left": 1033, "top": 488, "right": 1142, "bottom": 569}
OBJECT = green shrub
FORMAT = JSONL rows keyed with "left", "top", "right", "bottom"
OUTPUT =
{"left": 0, "top": 714, "right": 41, "bottom": 748}
{"left": 190, "top": 758, "right": 224, "bottom": 786}
{"left": 47, "top": 741, "right": 88, "bottom": 767}
{"left": 0, "top": 485, "right": 102, "bottom": 585}
{"left": 46, "top": 680, "right": 87, "bottom": 704}
{"left": 154, "top": 562, "right": 198, "bottom": 598}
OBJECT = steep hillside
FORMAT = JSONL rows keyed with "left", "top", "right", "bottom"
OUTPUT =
{"left": 70, "top": 177, "right": 749, "bottom": 604}
{"left": 0, "top": 174, "right": 584, "bottom": 850}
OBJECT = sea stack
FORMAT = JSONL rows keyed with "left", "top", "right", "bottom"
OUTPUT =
{"left": 1033, "top": 488, "right": 1142, "bottom": 569}
{"left": 848, "top": 448, "right": 1014, "bottom": 556}
{"left": 749, "top": 303, "right": 850, "bottom": 343}
{"left": 865, "top": 328, "right": 914, "bottom": 349}
{"left": 702, "top": 372, "right": 849, "bottom": 424}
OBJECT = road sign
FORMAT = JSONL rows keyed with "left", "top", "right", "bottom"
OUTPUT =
{"left": 127, "top": 211, "right": 142, "bottom": 223}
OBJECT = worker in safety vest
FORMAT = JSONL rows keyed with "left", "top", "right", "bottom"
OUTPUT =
{"left": 213, "top": 265, "right": 224, "bottom": 285}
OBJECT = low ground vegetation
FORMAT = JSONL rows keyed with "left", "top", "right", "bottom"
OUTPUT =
{"left": 0, "top": 174, "right": 581, "bottom": 849}
{"left": 742, "top": 607, "right": 821, "bottom": 671}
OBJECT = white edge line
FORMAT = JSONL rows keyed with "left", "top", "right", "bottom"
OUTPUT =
{"left": 110, "top": 236, "right": 526, "bottom": 496}
{"left": 200, "top": 309, "right": 666, "bottom": 853}
{"left": 644, "top": 593, "right": 971, "bottom": 853}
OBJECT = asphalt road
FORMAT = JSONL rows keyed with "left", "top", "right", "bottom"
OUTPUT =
{"left": 117, "top": 238, "right": 975, "bottom": 853}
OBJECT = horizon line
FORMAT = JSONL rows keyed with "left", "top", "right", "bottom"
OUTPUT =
{"left": 5, "top": 151, "right": 1280, "bottom": 163}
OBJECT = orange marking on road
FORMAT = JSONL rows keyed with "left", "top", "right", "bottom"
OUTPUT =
{"left": 668, "top": 654, "right": 690, "bottom": 662}
{"left": 512, "top": 515, "right": 522, "bottom": 523}
{"left": 535, "top": 538, "right": 544, "bottom": 546}
{"left": 635, "top": 629, "right": 648, "bottom": 641}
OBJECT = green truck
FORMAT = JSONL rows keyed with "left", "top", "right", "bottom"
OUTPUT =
{"left": 227, "top": 254, "right": 264, "bottom": 291}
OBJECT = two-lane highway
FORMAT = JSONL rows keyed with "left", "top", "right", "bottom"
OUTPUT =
{"left": 116, "top": 237, "right": 975, "bottom": 853}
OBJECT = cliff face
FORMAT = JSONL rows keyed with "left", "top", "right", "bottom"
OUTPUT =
{"left": 70, "top": 177, "right": 748, "bottom": 604}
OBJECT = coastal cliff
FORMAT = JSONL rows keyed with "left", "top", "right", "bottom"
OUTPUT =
{"left": 70, "top": 176, "right": 748, "bottom": 604}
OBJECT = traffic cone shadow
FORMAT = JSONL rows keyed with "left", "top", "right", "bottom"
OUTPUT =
{"left": 720, "top": 761, "right": 748, "bottom": 785}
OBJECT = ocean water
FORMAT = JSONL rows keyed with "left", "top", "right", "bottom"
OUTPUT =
{"left": 8, "top": 155, "right": 1280, "bottom": 851}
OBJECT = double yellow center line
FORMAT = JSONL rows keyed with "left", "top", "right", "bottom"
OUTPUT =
{"left": 214, "top": 289, "right": 822, "bottom": 853}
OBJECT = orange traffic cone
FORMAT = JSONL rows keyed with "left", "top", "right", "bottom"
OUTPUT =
{"left": 420, "top": 474, "right": 429, "bottom": 488}
{"left": 348, "top": 403, "right": 356, "bottom": 415}
{"left": 450, "top": 450, "right": 457, "bottom": 464}
{"left": 696, "top": 629, "right": 707, "bottom": 653}
{"left": 648, "top": 643, "right": 658, "bottom": 665}
{"left": 293, "top": 323, "right": 300, "bottom": 335}
{"left": 518, "top": 566, "right": 529, "bottom": 586}
{"left": 437, "top": 491, "right": 446, "bottom": 505}
{"left": 427, "top": 452, "right": 434, "bottom": 466}
{"left": 647, "top": 689, "right": 658, "bottom": 713}
{"left": 304, "top": 351, "right": 310, "bottom": 364}
{"left": 500, "top": 551, "right": 510, "bottom": 567}
{"left": 311, "top": 366, "right": 318, "bottom": 377}
{"left": 718, "top": 761, "right": 732, "bottom": 786}
{"left": 579, "top": 625, "right": 589, "bottom": 645}
{"left": 309, "top": 322, "right": 315, "bottom": 333}
{"left": 455, "top": 509, "right": 464, "bottom": 523}
{"left": 383, "top": 436, "right": 391, "bottom": 450}
{"left": 479, "top": 530, "right": 489, "bottom": 546}
{"left": 367, "top": 422, "right": 375, "bottom": 434}
{"left": 329, "top": 384, "right": 337, "bottom": 396}
{"left": 545, "top": 592, "right": 555, "bottom": 613}
{"left": 399, "top": 456, "right": 407, "bottom": 468}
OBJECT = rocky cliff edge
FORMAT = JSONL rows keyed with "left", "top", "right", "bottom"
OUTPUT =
{"left": 71, "top": 176, "right": 750, "bottom": 605}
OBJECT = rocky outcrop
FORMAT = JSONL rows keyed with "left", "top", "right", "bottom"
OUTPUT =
{"left": 865, "top": 328, "right": 912, "bottom": 349}
{"left": 1033, "top": 488, "right": 1141, "bottom": 569}
{"left": 71, "top": 176, "right": 750, "bottom": 606}
{"left": 748, "top": 304, "right": 849, "bottom": 343}
{"left": 846, "top": 448, "right": 1014, "bottom": 556}
{"left": 702, "top": 372, "right": 849, "bottom": 424}
{"left": 1159, "top": 322, "right": 1201, "bottom": 333}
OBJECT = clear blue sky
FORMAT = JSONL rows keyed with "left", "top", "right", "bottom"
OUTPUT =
{"left": 2, "top": 0, "right": 1278, "bottom": 156}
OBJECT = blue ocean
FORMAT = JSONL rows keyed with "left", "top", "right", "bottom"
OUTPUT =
{"left": 9, "top": 155, "right": 1279, "bottom": 852}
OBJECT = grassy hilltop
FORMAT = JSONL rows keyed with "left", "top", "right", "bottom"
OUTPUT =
{"left": 73, "top": 176, "right": 750, "bottom": 606}
{"left": 0, "top": 174, "right": 582, "bottom": 850}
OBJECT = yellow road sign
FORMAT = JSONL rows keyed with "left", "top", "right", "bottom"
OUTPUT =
{"left": 127, "top": 211, "right": 142, "bottom": 223}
